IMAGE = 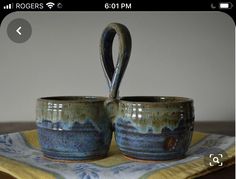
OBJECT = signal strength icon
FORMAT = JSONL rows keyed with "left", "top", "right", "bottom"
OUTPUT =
{"left": 3, "top": 3, "right": 13, "bottom": 9}
{"left": 46, "top": 2, "right": 55, "bottom": 9}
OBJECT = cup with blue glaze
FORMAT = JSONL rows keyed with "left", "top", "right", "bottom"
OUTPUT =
{"left": 100, "top": 24, "right": 195, "bottom": 161}
{"left": 36, "top": 23, "right": 132, "bottom": 161}
{"left": 111, "top": 96, "right": 194, "bottom": 161}
{"left": 36, "top": 96, "right": 113, "bottom": 161}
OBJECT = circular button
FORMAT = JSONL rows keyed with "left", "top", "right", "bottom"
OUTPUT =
{"left": 7, "top": 18, "right": 32, "bottom": 43}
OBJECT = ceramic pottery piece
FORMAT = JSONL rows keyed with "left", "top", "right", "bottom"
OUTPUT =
{"left": 113, "top": 96, "right": 194, "bottom": 161}
{"left": 36, "top": 96, "right": 112, "bottom": 160}
{"left": 36, "top": 22, "right": 132, "bottom": 161}
{"left": 100, "top": 22, "right": 132, "bottom": 99}
{"left": 100, "top": 23, "right": 195, "bottom": 161}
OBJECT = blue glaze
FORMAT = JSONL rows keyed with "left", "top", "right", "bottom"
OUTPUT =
{"left": 37, "top": 118, "right": 109, "bottom": 132}
{"left": 114, "top": 117, "right": 193, "bottom": 160}
{"left": 100, "top": 23, "right": 132, "bottom": 99}
{"left": 37, "top": 120, "right": 112, "bottom": 160}
{"left": 36, "top": 96, "right": 113, "bottom": 161}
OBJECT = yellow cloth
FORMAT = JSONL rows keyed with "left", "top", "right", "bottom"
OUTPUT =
{"left": 0, "top": 130, "right": 234, "bottom": 179}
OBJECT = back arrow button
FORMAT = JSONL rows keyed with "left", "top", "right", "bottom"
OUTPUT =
{"left": 7, "top": 18, "right": 32, "bottom": 43}
{"left": 16, "top": 26, "right": 22, "bottom": 35}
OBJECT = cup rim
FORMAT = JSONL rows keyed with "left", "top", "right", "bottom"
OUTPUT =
{"left": 119, "top": 96, "right": 193, "bottom": 104}
{"left": 37, "top": 96, "right": 107, "bottom": 103}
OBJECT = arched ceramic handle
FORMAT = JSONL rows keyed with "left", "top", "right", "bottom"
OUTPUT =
{"left": 100, "top": 23, "right": 132, "bottom": 99}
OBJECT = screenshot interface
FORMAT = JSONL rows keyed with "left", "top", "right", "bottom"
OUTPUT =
{"left": 0, "top": 1, "right": 235, "bottom": 179}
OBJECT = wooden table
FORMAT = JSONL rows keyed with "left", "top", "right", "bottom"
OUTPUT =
{"left": 0, "top": 121, "right": 234, "bottom": 179}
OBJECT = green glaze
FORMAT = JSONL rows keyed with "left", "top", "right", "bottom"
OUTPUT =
{"left": 36, "top": 96, "right": 108, "bottom": 126}
{"left": 116, "top": 96, "right": 194, "bottom": 133}
{"left": 36, "top": 96, "right": 113, "bottom": 160}
{"left": 113, "top": 96, "right": 195, "bottom": 160}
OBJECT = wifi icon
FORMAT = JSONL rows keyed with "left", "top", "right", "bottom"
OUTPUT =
{"left": 46, "top": 2, "right": 55, "bottom": 9}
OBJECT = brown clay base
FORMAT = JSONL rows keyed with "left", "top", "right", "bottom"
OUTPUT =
{"left": 123, "top": 154, "right": 185, "bottom": 163}
{"left": 43, "top": 155, "right": 107, "bottom": 163}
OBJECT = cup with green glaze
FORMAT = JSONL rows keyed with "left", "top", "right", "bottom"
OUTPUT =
{"left": 36, "top": 23, "right": 132, "bottom": 161}
{"left": 111, "top": 96, "right": 194, "bottom": 161}
{"left": 100, "top": 24, "right": 195, "bottom": 161}
{"left": 36, "top": 96, "right": 112, "bottom": 160}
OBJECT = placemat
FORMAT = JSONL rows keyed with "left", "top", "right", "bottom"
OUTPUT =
{"left": 0, "top": 130, "right": 234, "bottom": 179}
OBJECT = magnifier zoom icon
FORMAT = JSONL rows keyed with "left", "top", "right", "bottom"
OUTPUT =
{"left": 209, "top": 154, "right": 223, "bottom": 166}
{"left": 212, "top": 156, "right": 219, "bottom": 163}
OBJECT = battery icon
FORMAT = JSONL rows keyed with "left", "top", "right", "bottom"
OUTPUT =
{"left": 219, "top": 2, "right": 233, "bottom": 9}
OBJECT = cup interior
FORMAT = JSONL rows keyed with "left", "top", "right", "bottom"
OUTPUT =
{"left": 38, "top": 96, "right": 106, "bottom": 103}
{"left": 120, "top": 96, "right": 192, "bottom": 103}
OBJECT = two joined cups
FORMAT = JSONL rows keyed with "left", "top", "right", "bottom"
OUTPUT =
{"left": 36, "top": 23, "right": 195, "bottom": 161}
